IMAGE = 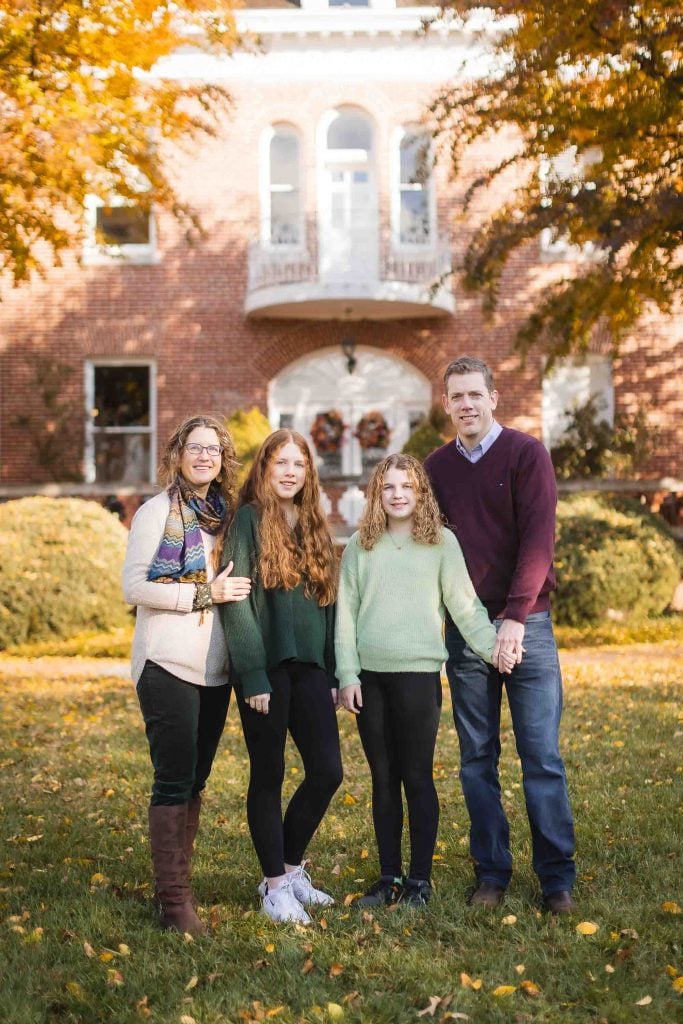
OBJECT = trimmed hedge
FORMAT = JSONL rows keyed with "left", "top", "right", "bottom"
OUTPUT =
{"left": 0, "top": 497, "right": 130, "bottom": 649}
{"left": 554, "top": 495, "right": 681, "bottom": 626}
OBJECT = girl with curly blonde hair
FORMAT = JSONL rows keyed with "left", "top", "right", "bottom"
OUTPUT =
{"left": 219, "top": 430, "right": 342, "bottom": 924}
{"left": 336, "top": 453, "right": 514, "bottom": 909}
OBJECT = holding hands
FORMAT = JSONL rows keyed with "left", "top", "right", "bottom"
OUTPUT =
{"left": 211, "top": 561, "right": 251, "bottom": 604}
{"left": 493, "top": 618, "right": 525, "bottom": 674}
{"left": 340, "top": 684, "right": 363, "bottom": 715}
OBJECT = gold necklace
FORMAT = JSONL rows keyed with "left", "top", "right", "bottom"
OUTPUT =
{"left": 387, "top": 530, "right": 409, "bottom": 550}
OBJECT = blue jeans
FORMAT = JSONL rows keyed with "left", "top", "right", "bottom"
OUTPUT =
{"left": 445, "top": 612, "right": 575, "bottom": 896}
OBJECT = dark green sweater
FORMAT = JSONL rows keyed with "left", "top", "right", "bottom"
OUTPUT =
{"left": 219, "top": 504, "right": 336, "bottom": 697}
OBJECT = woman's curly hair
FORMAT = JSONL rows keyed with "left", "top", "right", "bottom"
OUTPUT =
{"left": 238, "top": 429, "right": 337, "bottom": 606}
{"left": 158, "top": 414, "right": 238, "bottom": 512}
{"left": 358, "top": 453, "right": 443, "bottom": 550}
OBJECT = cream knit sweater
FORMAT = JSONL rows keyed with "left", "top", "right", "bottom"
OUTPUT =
{"left": 335, "top": 529, "right": 497, "bottom": 688}
{"left": 122, "top": 491, "right": 230, "bottom": 687}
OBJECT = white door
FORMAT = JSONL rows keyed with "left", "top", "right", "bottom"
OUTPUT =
{"left": 321, "top": 164, "right": 378, "bottom": 285}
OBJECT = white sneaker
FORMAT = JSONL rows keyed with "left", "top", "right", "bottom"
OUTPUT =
{"left": 260, "top": 877, "right": 311, "bottom": 924}
{"left": 287, "top": 863, "right": 335, "bottom": 907}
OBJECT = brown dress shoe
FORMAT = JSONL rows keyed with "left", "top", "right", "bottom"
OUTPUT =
{"left": 543, "top": 890, "right": 576, "bottom": 915}
{"left": 468, "top": 881, "right": 506, "bottom": 908}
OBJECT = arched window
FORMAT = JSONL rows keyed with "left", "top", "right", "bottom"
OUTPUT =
{"left": 266, "top": 126, "right": 301, "bottom": 246}
{"left": 396, "top": 128, "right": 433, "bottom": 246}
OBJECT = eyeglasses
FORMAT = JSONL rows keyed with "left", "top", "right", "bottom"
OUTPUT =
{"left": 184, "top": 443, "right": 223, "bottom": 457}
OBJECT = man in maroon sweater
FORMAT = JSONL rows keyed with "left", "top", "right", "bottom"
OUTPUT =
{"left": 425, "top": 355, "right": 576, "bottom": 914}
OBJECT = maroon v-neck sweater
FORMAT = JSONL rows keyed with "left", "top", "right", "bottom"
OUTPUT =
{"left": 425, "top": 427, "right": 557, "bottom": 624}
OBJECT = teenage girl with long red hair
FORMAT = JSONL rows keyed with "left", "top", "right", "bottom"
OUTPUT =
{"left": 219, "top": 430, "right": 341, "bottom": 923}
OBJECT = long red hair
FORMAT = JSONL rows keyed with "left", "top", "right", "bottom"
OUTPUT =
{"left": 239, "top": 430, "right": 337, "bottom": 606}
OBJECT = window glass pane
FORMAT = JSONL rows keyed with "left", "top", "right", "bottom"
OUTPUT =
{"left": 270, "top": 190, "right": 300, "bottom": 245}
{"left": 400, "top": 133, "right": 429, "bottom": 185}
{"left": 94, "top": 434, "right": 150, "bottom": 483}
{"left": 328, "top": 113, "right": 372, "bottom": 151}
{"left": 400, "top": 190, "right": 431, "bottom": 244}
{"left": 94, "top": 365, "right": 150, "bottom": 427}
{"left": 95, "top": 205, "right": 150, "bottom": 246}
{"left": 270, "top": 132, "right": 299, "bottom": 188}
{"left": 331, "top": 191, "right": 347, "bottom": 229}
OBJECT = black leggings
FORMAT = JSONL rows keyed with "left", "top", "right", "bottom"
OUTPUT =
{"left": 237, "top": 661, "right": 343, "bottom": 877}
{"left": 137, "top": 660, "right": 231, "bottom": 806}
{"left": 356, "top": 670, "right": 442, "bottom": 882}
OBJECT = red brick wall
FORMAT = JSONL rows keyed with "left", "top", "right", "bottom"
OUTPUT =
{"left": 1, "top": 79, "right": 681, "bottom": 484}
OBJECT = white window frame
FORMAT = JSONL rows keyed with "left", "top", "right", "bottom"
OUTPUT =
{"left": 391, "top": 125, "right": 436, "bottom": 251}
{"left": 84, "top": 359, "right": 157, "bottom": 484}
{"left": 541, "top": 354, "right": 614, "bottom": 450}
{"left": 83, "top": 194, "right": 158, "bottom": 266}
{"left": 539, "top": 145, "right": 602, "bottom": 262}
{"left": 259, "top": 124, "right": 304, "bottom": 251}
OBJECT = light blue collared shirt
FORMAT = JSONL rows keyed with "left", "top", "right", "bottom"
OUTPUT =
{"left": 455, "top": 420, "right": 503, "bottom": 463}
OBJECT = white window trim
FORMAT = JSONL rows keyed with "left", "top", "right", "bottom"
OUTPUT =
{"left": 84, "top": 359, "right": 157, "bottom": 484}
{"left": 390, "top": 125, "right": 437, "bottom": 252}
{"left": 538, "top": 146, "right": 603, "bottom": 263}
{"left": 259, "top": 124, "right": 305, "bottom": 251}
{"left": 83, "top": 194, "right": 159, "bottom": 266}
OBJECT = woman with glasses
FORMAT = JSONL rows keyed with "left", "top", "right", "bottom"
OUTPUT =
{"left": 123, "top": 414, "right": 251, "bottom": 935}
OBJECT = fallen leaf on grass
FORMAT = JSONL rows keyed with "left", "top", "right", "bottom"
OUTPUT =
{"left": 319, "top": 918, "right": 328, "bottom": 930}
{"left": 329, "top": 963, "right": 345, "bottom": 978}
{"left": 106, "top": 969, "right": 124, "bottom": 987}
{"left": 180, "top": 1017, "right": 197, "bottom": 1024}
{"left": 492, "top": 986, "right": 516, "bottom": 997}
{"left": 99, "top": 952, "right": 114, "bottom": 962}
{"left": 501, "top": 915, "right": 517, "bottom": 926}
{"left": 265, "top": 943, "right": 275, "bottom": 953}
{"left": 442, "top": 1015, "right": 469, "bottom": 1021}
{"left": 137, "top": 995, "right": 152, "bottom": 1018}
{"left": 417, "top": 995, "right": 441, "bottom": 1017}
{"left": 118, "top": 943, "right": 130, "bottom": 955}
{"left": 253, "top": 960, "right": 270, "bottom": 970}
{"left": 342, "top": 794, "right": 357, "bottom": 806}
{"left": 514, "top": 965, "right": 525, "bottom": 975}
{"left": 662, "top": 901, "right": 681, "bottom": 914}
{"left": 23, "top": 927, "right": 43, "bottom": 944}
{"left": 83, "top": 941, "right": 95, "bottom": 958}
{"left": 360, "top": 849, "right": 369, "bottom": 859}
{"left": 343, "top": 893, "right": 362, "bottom": 906}
{"left": 331, "top": 864, "right": 341, "bottom": 875}
{"left": 302, "top": 958, "right": 314, "bottom": 975}
{"left": 65, "top": 981, "right": 85, "bottom": 1001}
{"left": 519, "top": 980, "right": 541, "bottom": 997}
{"left": 327, "top": 1003, "right": 344, "bottom": 1019}
{"left": 635, "top": 996, "right": 652, "bottom": 1006}
{"left": 265, "top": 1007, "right": 285, "bottom": 1017}
{"left": 620, "top": 928, "right": 639, "bottom": 940}
{"left": 184, "top": 976, "right": 198, "bottom": 991}
{"left": 605, "top": 965, "right": 615, "bottom": 974}
{"left": 459, "top": 974, "right": 482, "bottom": 991}
{"left": 672, "top": 977, "right": 683, "bottom": 994}
{"left": 576, "top": 921, "right": 599, "bottom": 935}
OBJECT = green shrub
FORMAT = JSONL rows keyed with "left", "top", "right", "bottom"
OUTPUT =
{"left": 402, "top": 404, "right": 449, "bottom": 461}
{"left": 0, "top": 497, "right": 130, "bottom": 649}
{"left": 226, "top": 406, "right": 272, "bottom": 485}
{"left": 554, "top": 495, "right": 681, "bottom": 625}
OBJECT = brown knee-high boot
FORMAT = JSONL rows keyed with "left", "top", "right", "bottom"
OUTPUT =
{"left": 186, "top": 795, "right": 202, "bottom": 905}
{"left": 148, "top": 804, "right": 208, "bottom": 935}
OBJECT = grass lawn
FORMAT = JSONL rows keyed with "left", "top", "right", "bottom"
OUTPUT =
{"left": 0, "top": 647, "right": 680, "bottom": 1024}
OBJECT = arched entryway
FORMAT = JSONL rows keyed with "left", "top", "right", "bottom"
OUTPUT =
{"left": 269, "top": 345, "right": 431, "bottom": 478}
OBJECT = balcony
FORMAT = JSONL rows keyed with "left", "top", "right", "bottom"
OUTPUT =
{"left": 245, "top": 217, "right": 454, "bottom": 320}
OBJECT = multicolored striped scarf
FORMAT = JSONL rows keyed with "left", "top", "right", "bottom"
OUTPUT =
{"left": 148, "top": 476, "right": 227, "bottom": 583}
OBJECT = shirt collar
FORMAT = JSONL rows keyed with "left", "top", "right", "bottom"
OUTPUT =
{"left": 455, "top": 420, "right": 503, "bottom": 460}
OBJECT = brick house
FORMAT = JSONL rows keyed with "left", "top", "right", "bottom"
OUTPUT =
{"left": 1, "top": 0, "right": 681, "bottom": 527}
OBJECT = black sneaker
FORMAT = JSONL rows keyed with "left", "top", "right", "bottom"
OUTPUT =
{"left": 402, "top": 878, "right": 432, "bottom": 906}
{"left": 357, "top": 877, "right": 404, "bottom": 907}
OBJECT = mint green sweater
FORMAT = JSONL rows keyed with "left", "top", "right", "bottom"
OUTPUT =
{"left": 335, "top": 529, "right": 497, "bottom": 688}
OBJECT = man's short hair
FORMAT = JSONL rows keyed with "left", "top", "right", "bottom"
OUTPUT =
{"left": 443, "top": 356, "right": 495, "bottom": 393}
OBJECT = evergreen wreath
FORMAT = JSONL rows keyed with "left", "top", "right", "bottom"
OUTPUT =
{"left": 355, "top": 410, "right": 390, "bottom": 450}
{"left": 310, "top": 409, "right": 345, "bottom": 454}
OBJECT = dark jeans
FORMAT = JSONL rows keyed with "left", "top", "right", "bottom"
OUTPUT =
{"left": 236, "top": 661, "right": 343, "bottom": 878}
{"left": 445, "top": 612, "right": 576, "bottom": 896}
{"left": 137, "top": 660, "right": 231, "bottom": 806}
{"left": 356, "top": 670, "right": 442, "bottom": 882}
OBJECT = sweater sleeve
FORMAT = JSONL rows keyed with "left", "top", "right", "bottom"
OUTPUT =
{"left": 334, "top": 537, "right": 362, "bottom": 689}
{"left": 218, "top": 506, "right": 271, "bottom": 697}
{"left": 504, "top": 440, "right": 557, "bottom": 624}
{"left": 121, "top": 497, "right": 195, "bottom": 613}
{"left": 440, "top": 533, "right": 496, "bottom": 664}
